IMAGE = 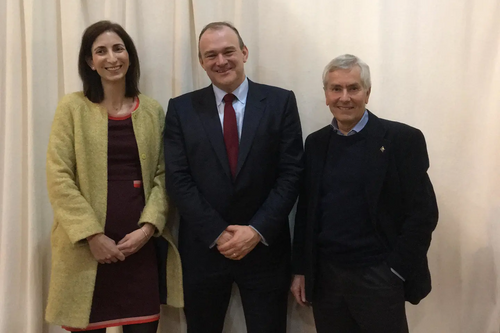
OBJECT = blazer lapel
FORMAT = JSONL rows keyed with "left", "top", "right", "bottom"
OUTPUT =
{"left": 310, "top": 127, "right": 331, "bottom": 203}
{"left": 193, "top": 86, "right": 232, "bottom": 179}
{"left": 362, "top": 111, "right": 391, "bottom": 223}
{"left": 235, "top": 80, "right": 265, "bottom": 178}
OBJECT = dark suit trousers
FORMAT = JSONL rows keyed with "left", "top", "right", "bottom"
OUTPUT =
{"left": 182, "top": 246, "right": 289, "bottom": 333}
{"left": 313, "top": 260, "right": 409, "bottom": 333}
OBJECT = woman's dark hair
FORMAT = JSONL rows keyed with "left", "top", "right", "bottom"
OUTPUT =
{"left": 78, "top": 20, "right": 140, "bottom": 103}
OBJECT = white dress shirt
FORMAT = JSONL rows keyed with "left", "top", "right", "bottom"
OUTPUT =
{"left": 210, "top": 78, "right": 268, "bottom": 247}
{"left": 212, "top": 77, "right": 249, "bottom": 139}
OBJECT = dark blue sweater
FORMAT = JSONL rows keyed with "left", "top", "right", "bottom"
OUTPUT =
{"left": 318, "top": 130, "right": 387, "bottom": 266}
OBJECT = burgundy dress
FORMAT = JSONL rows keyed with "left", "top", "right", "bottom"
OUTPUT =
{"left": 68, "top": 102, "right": 160, "bottom": 331}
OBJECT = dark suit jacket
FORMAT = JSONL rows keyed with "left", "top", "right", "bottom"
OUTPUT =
{"left": 164, "top": 80, "right": 303, "bottom": 284}
{"left": 292, "top": 111, "right": 438, "bottom": 304}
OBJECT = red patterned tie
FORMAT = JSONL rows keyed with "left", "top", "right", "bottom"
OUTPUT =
{"left": 223, "top": 94, "right": 238, "bottom": 179}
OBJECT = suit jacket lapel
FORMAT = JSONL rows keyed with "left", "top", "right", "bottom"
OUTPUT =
{"left": 310, "top": 127, "right": 331, "bottom": 224}
{"left": 193, "top": 86, "right": 232, "bottom": 179}
{"left": 362, "top": 111, "right": 391, "bottom": 223}
{"left": 236, "top": 80, "right": 265, "bottom": 178}
{"left": 311, "top": 127, "right": 331, "bottom": 194}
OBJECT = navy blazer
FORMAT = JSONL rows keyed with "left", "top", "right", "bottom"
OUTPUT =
{"left": 164, "top": 80, "right": 303, "bottom": 278}
{"left": 292, "top": 111, "right": 438, "bottom": 304}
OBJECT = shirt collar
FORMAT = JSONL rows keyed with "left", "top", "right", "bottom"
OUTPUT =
{"left": 331, "top": 110, "right": 369, "bottom": 136}
{"left": 213, "top": 77, "right": 249, "bottom": 106}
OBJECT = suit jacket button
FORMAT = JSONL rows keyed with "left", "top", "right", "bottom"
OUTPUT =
{"left": 141, "top": 153, "right": 146, "bottom": 160}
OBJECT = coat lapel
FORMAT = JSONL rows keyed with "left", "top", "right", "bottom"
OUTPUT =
{"left": 362, "top": 111, "right": 391, "bottom": 223}
{"left": 310, "top": 127, "right": 331, "bottom": 204}
{"left": 193, "top": 86, "right": 232, "bottom": 179}
{"left": 304, "top": 126, "right": 332, "bottom": 235}
{"left": 235, "top": 80, "right": 265, "bottom": 178}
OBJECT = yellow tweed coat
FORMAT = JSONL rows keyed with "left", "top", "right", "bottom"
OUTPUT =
{"left": 45, "top": 92, "right": 183, "bottom": 328}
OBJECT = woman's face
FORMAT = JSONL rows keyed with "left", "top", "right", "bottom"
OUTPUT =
{"left": 88, "top": 31, "right": 130, "bottom": 83}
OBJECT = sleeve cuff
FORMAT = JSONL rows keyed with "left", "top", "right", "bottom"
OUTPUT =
{"left": 391, "top": 267, "right": 406, "bottom": 281}
{"left": 210, "top": 231, "right": 225, "bottom": 248}
{"left": 249, "top": 226, "right": 268, "bottom": 246}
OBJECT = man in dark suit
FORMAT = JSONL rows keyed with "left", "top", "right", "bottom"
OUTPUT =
{"left": 291, "top": 54, "right": 438, "bottom": 333}
{"left": 164, "top": 22, "right": 303, "bottom": 333}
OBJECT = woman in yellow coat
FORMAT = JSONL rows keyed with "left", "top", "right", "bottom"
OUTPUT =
{"left": 45, "top": 21, "right": 183, "bottom": 332}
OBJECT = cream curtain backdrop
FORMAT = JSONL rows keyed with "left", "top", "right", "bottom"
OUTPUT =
{"left": 1, "top": 0, "right": 499, "bottom": 332}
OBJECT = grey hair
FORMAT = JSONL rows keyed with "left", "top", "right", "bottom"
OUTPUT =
{"left": 322, "top": 54, "right": 371, "bottom": 89}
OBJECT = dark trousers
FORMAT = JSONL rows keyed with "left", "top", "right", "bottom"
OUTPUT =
{"left": 313, "top": 260, "right": 409, "bottom": 333}
{"left": 183, "top": 260, "right": 289, "bottom": 333}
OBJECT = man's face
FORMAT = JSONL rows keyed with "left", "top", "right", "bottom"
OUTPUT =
{"left": 324, "top": 66, "right": 371, "bottom": 131}
{"left": 199, "top": 26, "right": 248, "bottom": 93}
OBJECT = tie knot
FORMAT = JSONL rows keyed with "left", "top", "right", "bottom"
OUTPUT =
{"left": 223, "top": 94, "right": 235, "bottom": 103}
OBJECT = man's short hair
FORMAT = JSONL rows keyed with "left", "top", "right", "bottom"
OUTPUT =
{"left": 198, "top": 21, "right": 245, "bottom": 59}
{"left": 322, "top": 54, "right": 371, "bottom": 89}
